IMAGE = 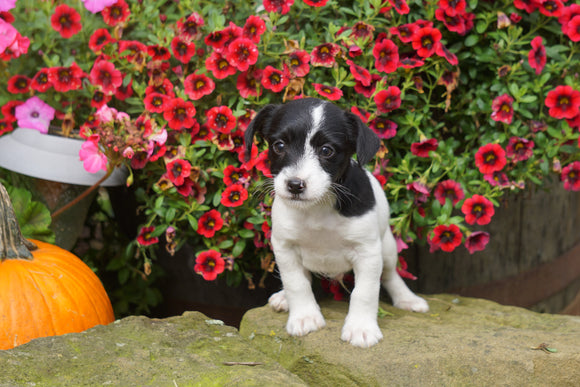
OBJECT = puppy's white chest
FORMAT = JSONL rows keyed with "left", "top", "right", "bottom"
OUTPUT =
{"left": 271, "top": 202, "right": 364, "bottom": 276}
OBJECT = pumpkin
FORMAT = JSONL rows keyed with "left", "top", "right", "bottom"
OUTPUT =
{"left": 0, "top": 183, "right": 115, "bottom": 350}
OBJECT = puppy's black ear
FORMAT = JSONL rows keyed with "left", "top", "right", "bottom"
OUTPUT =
{"left": 244, "top": 104, "right": 278, "bottom": 162}
{"left": 346, "top": 112, "right": 381, "bottom": 166}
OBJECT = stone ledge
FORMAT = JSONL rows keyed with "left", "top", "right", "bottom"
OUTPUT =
{"left": 1, "top": 294, "right": 579, "bottom": 386}
{"left": 0, "top": 312, "right": 305, "bottom": 386}
{"left": 239, "top": 294, "right": 580, "bottom": 386}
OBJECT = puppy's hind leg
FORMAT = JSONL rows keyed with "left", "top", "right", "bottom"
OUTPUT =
{"left": 268, "top": 290, "right": 288, "bottom": 312}
{"left": 381, "top": 231, "right": 429, "bottom": 313}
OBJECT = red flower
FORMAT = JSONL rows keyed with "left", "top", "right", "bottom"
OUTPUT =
{"left": 349, "top": 21, "right": 375, "bottom": 42}
{"left": 194, "top": 250, "right": 225, "bottom": 281}
{"left": 118, "top": 40, "right": 147, "bottom": 62}
{"left": 346, "top": 60, "right": 371, "bottom": 87}
{"left": 311, "top": 43, "right": 341, "bottom": 67}
{"left": 163, "top": 98, "right": 197, "bottom": 130}
{"left": 115, "top": 80, "right": 133, "bottom": 100}
{"left": 528, "top": 36, "right": 546, "bottom": 75}
{"left": 465, "top": 231, "right": 490, "bottom": 254}
{"left": 261, "top": 65, "right": 289, "bottom": 93}
{"left": 262, "top": 0, "right": 295, "bottom": 15}
{"left": 313, "top": 83, "right": 343, "bottom": 101}
{"left": 137, "top": 226, "right": 159, "bottom": 246}
{"left": 369, "top": 117, "right": 397, "bottom": 139}
{"left": 102, "top": 0, "right": 130, "bottom": 27}
{"left": 514, "top": 0, "right": 537, "bottom": 13}
{"left": 166, "top": 159, "right": 192, "bottom": 186}
{"left": 89, "top": 28, "right": 115, "bottom": 53}
{"left": 561, "top": 161, "right": 580, "bottom": 191}
{"left": 7, "top": 75, "right": 31, "bottom": 94}
{"left": 144, "top": 92, "right": 171, "bottom": 113}
{"left": 461, "top": 195, "right": 494, "bottom": 225}
{"left": 439, "top": 0, "right": 466, "bottom": 16}
{"left": 538, "top": 0, "right": 564, "bottom": 17}
{"left": 91, "top": 90, "right": 111, "bottom": 109}
{"left": 197, "top": 210, "right": 224, "bottom": 238}
{"left": 205, "top": 51, "right": 237, "bottom": 79}
{"left": 545, "top": 85, "right": 580, "bottom": 119}
{"left": 435, "top": 8, "right": 468, "bottom": 35}
{"left": 206, "top": 105, "right": 236, "bottom": 134}
{"left": 223, "top": 165, "right": 250, "bottom": 186}
{"left": 226, "top": 38, "right": 259, "bottom": 71}
{"left": 484, "top": 171, "right": 510, "bottom": 188}
{"left": 184, "top": 73, "right": 215, "bottom": 100}
{"left": 411, "top": 26, "right": 442, "bottom": 58}
{"left": 374, "top": 86, "right": 401, "bottom": 113}
{"left": 490, "top": 93, "right": 514, "bottom": 124}
{"left": 354, "top": 74, "right": 381, "bottom": 98}
{"left": 147, "top": 44, "right": 171, "bottom": 61}
{"left": 221, "top": 183, "right": 248, "bottom": 207}
{"left": 50, "top": 4, "right": 82, "bottom": 39}
{"left": 177, "top": 12, "right": 205, "bottom": 40}
{"left": 390, "top": 23, "right": 418, "bottom": 43}
{"left": 564, "top": 15, "right": 580, "bottom": 42}
{"left": 434, "top": 179, "right": 464, "bottom": 206}
{"left": 243, "top": 15, "right": 266, "bottom": 43}
{"left": 171, "top": 35, "right": 196, "bottom": 64}
{"left": 89, "top": 60, "right": 122, "bottom": 94}
{"left": 506, "top": 136, "right": 534, "bottom": 162}
{"left": 287, "top": 50, "right": 310, "bottom": 77}
{"left": 396, "top": 256, "right": 417, "bottom": 280}
{"left": 389, "top": 0, "right": 409, "bottom": 15}
{"left": 432, "top": 224, "right": 462, "bottom": 252}
{"left": 0, "top": 119, "right": 14, "bottom": 136}
{"left": 1, "top": 100, "right": 23, "bottom": 122}
{"left": 237, "top": 70, "right": 263, "bottom": 98}
{"left": 475, "top": 143, "right": 507, "bottom": 174}
{"left": 49, "top": 63, "right": 85, "bottom": 92}
{"left": 411, "top": 138, "right": 438, "bottom": 157}
{"left": 372, "top": 38, "right": 399, "bottom": 73}
{"left": 435, "top": 44, "right": 458, "bottom": 65}
{"left": 304, "top": 0, "right": 328, "bottom": 6}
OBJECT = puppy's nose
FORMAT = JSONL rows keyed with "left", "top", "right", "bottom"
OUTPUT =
{"left": 287, "top": 178, "right": 306, "bottom": 195}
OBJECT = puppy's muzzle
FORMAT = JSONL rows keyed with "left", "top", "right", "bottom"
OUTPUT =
{"left": 287, "top": 178, "right": 306, "bottom": 196}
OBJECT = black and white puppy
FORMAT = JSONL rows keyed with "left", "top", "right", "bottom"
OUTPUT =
{"left": 245, "top": 98, "right": 429, "bottom": 348}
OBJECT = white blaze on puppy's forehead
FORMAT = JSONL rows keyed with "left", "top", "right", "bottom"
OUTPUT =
{"left": 310, "top": 103, "right": 325, "bottom": 133}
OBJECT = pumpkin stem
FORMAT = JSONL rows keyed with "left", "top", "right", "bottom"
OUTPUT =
{"left": 0, "top": 182, "right": 37, "bottom": 261}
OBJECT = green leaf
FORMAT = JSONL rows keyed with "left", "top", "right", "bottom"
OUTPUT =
{"left": 238, "top": 228, "right": 255, "bottom": 239}
{"left": 232, "top": 239, "right": 246, "bottom": 257}
{"left": 218, "top": 240, "right": 234, "bottom": 249}
{"left": 464, "top": 35, "right": 479, "bottom": 47}
{"left": 7, "top": 186, "right": 54, "bottom": 243}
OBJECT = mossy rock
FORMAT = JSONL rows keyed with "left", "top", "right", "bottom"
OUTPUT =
{"left": 239, "top": 294, "right": 580, "bottom": 386}
{"left": 0, "top": 312, "right": 305, "bottom": 386}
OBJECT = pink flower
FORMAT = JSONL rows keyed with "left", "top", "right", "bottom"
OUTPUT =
{"left": 0, "top": 0, "right": 16, "bottom": 12}
{"left": 0, "top": 19, "right": 17, "bottom": 53}
{"left": 14, "top": 96, "right": 55, "bottom": 134}
{"left": 82, "top": 0, "right": 120, "bottom": 14}
{"left": 79, "top": 135, "right": 108, "bottom": 173}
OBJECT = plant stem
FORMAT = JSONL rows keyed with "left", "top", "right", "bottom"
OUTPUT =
{"left": 0, "top": 182, "right": 36, "bottom": 261}
{"left": 51, "top": 169, "right": 113, "bottom": 220}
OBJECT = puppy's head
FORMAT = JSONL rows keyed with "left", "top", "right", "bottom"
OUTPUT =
{"left": 245, "top": 98, "right": 380, "bottom": 208}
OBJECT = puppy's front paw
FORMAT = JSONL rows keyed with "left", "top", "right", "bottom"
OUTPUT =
{"left": 268, "top": 290, "right": 289, "bottom": 312}
{"left": 341, "top": 317, "right": 383, "bottom": 348}
{"left": 286, "top": 309, "right": 326, "bottom": 337}
{"left": 393, "top": 294, "right": 429, "bottom": 313}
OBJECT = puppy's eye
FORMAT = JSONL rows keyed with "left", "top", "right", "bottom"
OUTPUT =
{"left": 272, "top": 140, "right": 286, "bottom": 154}
{"left": 319, "top": 145, "right": 335, "bottom": 159}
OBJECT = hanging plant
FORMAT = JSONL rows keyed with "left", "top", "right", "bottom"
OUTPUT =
{"left": 0, "top": 182, "right": 115, "bottom": 350}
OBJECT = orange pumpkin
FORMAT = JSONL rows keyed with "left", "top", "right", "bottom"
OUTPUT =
{"left": 0, "top": 183, "right": 115, "bottom": 350}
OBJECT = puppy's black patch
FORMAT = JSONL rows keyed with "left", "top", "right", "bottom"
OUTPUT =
{"left": 245, "top": 98, "right": 381, "bottom": 217}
